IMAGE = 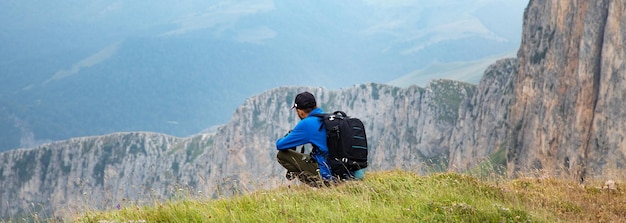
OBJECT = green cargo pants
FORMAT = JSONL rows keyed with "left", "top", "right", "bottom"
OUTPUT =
{"left": 276, "top": 149, "right": 326, "bottom": 187}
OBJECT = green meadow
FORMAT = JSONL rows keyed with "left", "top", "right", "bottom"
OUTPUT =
{"left": 68, "top": 170, "right": 625, "bottom": 223}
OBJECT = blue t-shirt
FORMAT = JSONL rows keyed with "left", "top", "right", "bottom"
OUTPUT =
{"left": 275, "top": 108, "right": 331, "bottom": 180}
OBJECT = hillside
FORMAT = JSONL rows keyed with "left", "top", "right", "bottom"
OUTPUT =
{"left": 65, "top": 171, "right": 624, "bottom": 222}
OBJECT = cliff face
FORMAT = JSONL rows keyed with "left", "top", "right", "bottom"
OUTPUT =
{"left": 0, "top": 133, "right": 185, "bottom": 216}
{"left": 448, "top": 58, "right": 518, "bottom": 171}
{"left": 212, "top": 81, "right": 475, "bottom": 186}
{"left": 448, "top": 0, "right": 626, "bottom": 180}
{"left": 505, "top": 0, "right": 626, "bottom": 180}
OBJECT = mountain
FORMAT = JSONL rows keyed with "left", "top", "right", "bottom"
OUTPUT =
{"left": 504, "top": 0, "right": 626, "bottom": 180}
{"left": 5, "top": 0, "right": 626, "bottom": 220}
{"left": 0, "top": 0, "right": 527, "bottom": 152}
{"left": 449, "top": 0, "right": 626, "bottom": 182}
{"left": 448, "top": 58, "right": 518, "bottom": 172}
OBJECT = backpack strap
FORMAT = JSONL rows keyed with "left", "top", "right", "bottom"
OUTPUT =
{"left": 312, "top": 113, "right": 327, "bottom": 132}
{"left": 313, "top": 111, "right": 348, "bottom": 132}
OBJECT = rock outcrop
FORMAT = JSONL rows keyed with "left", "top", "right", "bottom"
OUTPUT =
{"left": 448, "top": 58, "right": 518, "bottom": 171}
{"left": 447, "top": 0, "right": 626, "bottom": 181}
{"left": 505, "top": 0, "right": 626, "bottom": 180}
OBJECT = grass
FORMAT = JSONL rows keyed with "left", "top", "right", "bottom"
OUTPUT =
{"left": 68, "top": 170, "right": 625, "bottom": 223}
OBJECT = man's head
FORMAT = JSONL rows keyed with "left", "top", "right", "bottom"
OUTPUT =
{"left": 291, "top": 91, "right": 317, "bottom": 119}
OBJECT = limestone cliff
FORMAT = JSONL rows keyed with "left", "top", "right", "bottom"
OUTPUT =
{"left": 0, "top": 133, "right": 184, "bottom": 217}
{"left": 448, "top": 0, "right": 626, "bottom": 181}
{"left": 210, "top": 81, "right": 475, "bottom": 187}
{"left": 506, "top": 0, "right": 626, "bottom": 180}
{"left": 448, "top": 58, "right": 518, "bottom": 171}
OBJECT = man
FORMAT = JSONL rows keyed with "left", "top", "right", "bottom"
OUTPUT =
{"left": 276, "top": 91, "right": 332, "bottom": 187}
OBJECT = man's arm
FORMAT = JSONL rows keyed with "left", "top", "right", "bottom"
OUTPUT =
{"left": 276, "top": 121, "right": 309, "bottom": 150}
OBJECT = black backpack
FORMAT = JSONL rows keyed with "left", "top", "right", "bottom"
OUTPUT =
{"left": 313, "top": 111, "right": 368, "bottom": 179}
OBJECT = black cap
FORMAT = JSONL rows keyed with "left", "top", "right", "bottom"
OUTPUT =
{"left": 291, "top": 91, "right": 316, "bottom": 110}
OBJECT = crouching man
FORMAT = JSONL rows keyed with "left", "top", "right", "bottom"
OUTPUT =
{"left": 275, "top": 91, "right": 333, "bottom": 187}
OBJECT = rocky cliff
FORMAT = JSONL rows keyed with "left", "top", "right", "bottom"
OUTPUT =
{"left": 504, "top": 0, "right": 626, "bottom": 180}
{"left": 448, "top": 58, "right": 519, "bottom": 171}
{"left": 0, "top": 133, "right": 201, "bottom": 217}
{"left": 0, "top": 81, "right": 475, "bottom": 218}
{"left": 448, "top": 0, "right": 626, "bottom": 181}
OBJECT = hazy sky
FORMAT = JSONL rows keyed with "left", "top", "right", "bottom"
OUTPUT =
{"left": 0, "top": 0, "right": 530, "bottom": 147}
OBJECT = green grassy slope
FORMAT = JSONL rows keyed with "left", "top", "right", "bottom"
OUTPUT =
{"left": 65, "top": 170, "right": 626, "bottom": 223}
